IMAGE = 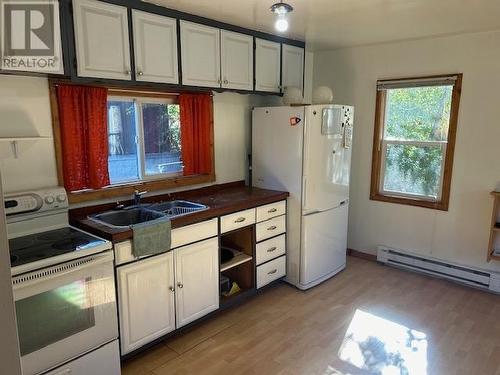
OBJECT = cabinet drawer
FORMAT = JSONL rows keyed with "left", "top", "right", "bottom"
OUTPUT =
{"left": 45, "top": 340, "right": 120, "bottom": 375}
{"left": 256, "top": 215, "right": 286, "bottom": 242}
{"left": 220, "top": 208, "right": 256, "bottom": 233}
{"left": 256, "top": 200, "right": 286, "bottom": 222}
{"left": 171, "top": 218, "right": 218, "bottom": 249}
{"left": 257, "top": 255, "right": 286, "bottom": 289}
{"left": 256, "top": 234, "right": 286, "bottom": 265}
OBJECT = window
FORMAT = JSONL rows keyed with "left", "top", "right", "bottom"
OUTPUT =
{"left": 49, "top": 81, "right": 215, "bottom": 204}
{"left": 370, "top": 74, "right": 462, "bottom": 210}
{"left": 107, "top": 95, "right": 182, "bottom": 184}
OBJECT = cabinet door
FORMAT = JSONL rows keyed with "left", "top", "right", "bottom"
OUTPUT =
{"left": 282, "top": 44, "right": 304, "bottom": 93}
{"left": 180, "top": 21, "right": 220, "bottom": 87}
{"left": 174, "top": 237, "right": 219, "bottom": 328}
{"left": 117, "top": 253, "right": 176, "bottom": 355}
{"left": 220, "top": 30, "right": 253, "bottom": 91}
{"left": 73, "top": 0, "right": 131, "bottom": 80}
{"left": 255, "top": 38, "right": 281, "bottom": 93}
{"left": 132, "top": 10, "right": 178, "bottom": 84}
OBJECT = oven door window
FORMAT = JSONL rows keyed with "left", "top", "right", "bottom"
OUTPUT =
{"left": 15, "top": 278, "right": 95, "bottom": 356}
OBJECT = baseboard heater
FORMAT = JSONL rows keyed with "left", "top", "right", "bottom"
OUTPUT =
{"left": 377, "top": 246, "right": 500, "bottom": 294}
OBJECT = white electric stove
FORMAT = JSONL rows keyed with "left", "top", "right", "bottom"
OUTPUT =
{"left": 4, "top": 187, "right": 120, "bottom": 375}
{"left": 5, "top": 187, "right": 111, "bottom": 276}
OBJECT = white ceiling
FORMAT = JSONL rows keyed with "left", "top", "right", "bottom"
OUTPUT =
{"left": 143, "top": 0, "right": 500, "bottom": 50}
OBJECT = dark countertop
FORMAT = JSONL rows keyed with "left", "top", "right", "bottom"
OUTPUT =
{"left": 70, "top": 181, "right": 289, "bottom": 242}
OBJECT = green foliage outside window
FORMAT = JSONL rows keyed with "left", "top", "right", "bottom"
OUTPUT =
{"left": 383, "top": 85, "right": 453, "bottom": 197}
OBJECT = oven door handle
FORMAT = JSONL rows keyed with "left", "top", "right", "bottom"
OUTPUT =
{"left": 12, "top": 251, "right": 114, "bottom": 290}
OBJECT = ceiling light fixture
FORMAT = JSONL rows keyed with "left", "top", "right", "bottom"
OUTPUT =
{"left": 270, "top": 2, "right": 293, "bottom": 33}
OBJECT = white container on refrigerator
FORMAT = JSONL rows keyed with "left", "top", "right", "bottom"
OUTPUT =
{"left": 252, "top": 104, "right": 354, "bottom": 290}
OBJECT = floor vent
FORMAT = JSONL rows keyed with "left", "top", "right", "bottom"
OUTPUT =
{"left": 377, "top": 246, "right": 500, "bottom": 294}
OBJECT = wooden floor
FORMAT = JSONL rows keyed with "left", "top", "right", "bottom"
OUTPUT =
{"left": 121, "top": 256, "right": 500, "bottom": 375}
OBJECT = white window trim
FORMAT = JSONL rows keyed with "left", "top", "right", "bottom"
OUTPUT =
{"left": 379, "top": 139, "right": 448, "bottom": 202}
{"left": 107, "top": 95, "right": 183, "bottom": 185}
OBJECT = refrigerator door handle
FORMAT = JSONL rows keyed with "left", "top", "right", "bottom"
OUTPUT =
{"left": 303, "top": 209, "right": 320, "bottom": 216}
{"left": 302, "top": 177, "right": 307, "bottom": 208}
{"left": 303, "top": 199, "right": 349, "bottom": 216}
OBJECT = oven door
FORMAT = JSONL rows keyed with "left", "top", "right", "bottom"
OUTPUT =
{"left": 12, "top": 251, "right": 118, "bottom": 375}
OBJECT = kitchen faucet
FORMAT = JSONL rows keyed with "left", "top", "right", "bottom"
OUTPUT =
{"left": 133, "top": 190, "right": 148, "bottom": 206}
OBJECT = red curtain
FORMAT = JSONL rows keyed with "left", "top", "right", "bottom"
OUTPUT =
{"left": 56, "top": 85, "right": 110, "bottom": 191}
{"left": 179, "top": 93, "right": 213, "bottom": 176}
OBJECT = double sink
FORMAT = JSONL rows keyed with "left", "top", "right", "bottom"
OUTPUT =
{"left": 89, "top": 200, "right": 208, "bottom": 229}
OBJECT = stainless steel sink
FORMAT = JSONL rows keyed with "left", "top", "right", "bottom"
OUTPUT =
{"left": 149, "top": 200, "right": 208, "bottom": 218}
{"left": 88, "top": 200, "right": 208, "bottom": 229}
{"left": 89, "top": 207, "right": 166, "bottom": 229}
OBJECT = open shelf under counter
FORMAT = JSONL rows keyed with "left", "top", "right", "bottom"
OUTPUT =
{"left": 220, "top": 253, "right": 253, "bottom": 272}
{"left": 219, "top": 288, "right": 256, "bottom": 309}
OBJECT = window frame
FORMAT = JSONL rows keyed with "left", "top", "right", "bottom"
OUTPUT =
{"left": 49, "top": 80, "right": 215, "bottom": 204}
{"left": 370, "top": 73, "right": 462, "bottom": 211}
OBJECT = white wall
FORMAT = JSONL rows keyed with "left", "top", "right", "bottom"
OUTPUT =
{"left": 313, "top": 30, "right": 500, "bottom": 271}
{"left": 0, "top": 76, "right": 58, "bottom": 193}
{"left": 213, "top": 92, "right": 255, "bottom": 184}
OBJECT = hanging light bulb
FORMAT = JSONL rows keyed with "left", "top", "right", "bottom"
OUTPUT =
{"left": 275, "top": 14, "right": 289, "bottom": 32}
{"left": 270, "top": 2, "right": 293, "bottom": 33}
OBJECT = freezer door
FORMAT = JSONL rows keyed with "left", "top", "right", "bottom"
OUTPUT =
{"left": 300, "top": 203, "right": 348, "bottom": 288}
{"left": 302, "top": 105, "right": 352, "bottom": 213}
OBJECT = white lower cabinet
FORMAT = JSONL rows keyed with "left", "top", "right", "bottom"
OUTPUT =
{"left": 174, "top": 237, "right": 219, "bottom": 327}
{"left": 117, "top": 252, "right": 176, "bottom": 355}
{"left": 117, "top": 236, "right": 219, "bottom": 354}
{"left": 254, "top": 201, "right": 287, "bottom": 288}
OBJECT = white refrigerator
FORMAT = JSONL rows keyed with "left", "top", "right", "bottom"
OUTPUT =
{"left": 252, "top": 105, "right": 354, "bottom": 290}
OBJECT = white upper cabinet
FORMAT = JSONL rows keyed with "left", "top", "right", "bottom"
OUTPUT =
{"left": 180, "top": 21, "right": 220, "bottom": 87}
{"left": 282, "top": 44, "right": 304, "bottom": 93}
{"left": 255, "top": 38, "right": 281, "bottom": 93}
{"left": 117, "top": 252, "right": 176, "bottom": 355}
{"left": 132, "top": 10, "right": 178, "bottom": 84}
{"left": 73, "top": 0, "right": 131, "bottom": 80}
{"left": 220, "top": 30, "right": 253, "bottom": 91}
{"left": 174, "top": 237, "right": 219, "bottom": 328}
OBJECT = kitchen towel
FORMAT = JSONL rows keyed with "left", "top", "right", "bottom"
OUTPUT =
{"left": 132, "top": 214, "right": 171, "bottom": 258}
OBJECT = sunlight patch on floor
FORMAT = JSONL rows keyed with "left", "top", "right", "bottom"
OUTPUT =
{"left": 338, "top": 309, "right": 428, "bottom": 375}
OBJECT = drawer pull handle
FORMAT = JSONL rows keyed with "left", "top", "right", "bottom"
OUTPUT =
{"left": 177, "top": 282, "right": 183, "bottom": 289}
{"left": 169, "top": 286, "right": 175, "bottom": 292}
{"left": 268, "top": 208, "right": 277, "bottom": 213}
{"left": 267, "top": 225, "right": 277, "bottom": 231}
{"left": 268, "top": 269, "right": 278, "bottom": 275}
{"left": 234, "top": 217, "right": 246, "bottom": 223}
{"left": 267, "top": 246, "right": 277, "bottom": 253}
